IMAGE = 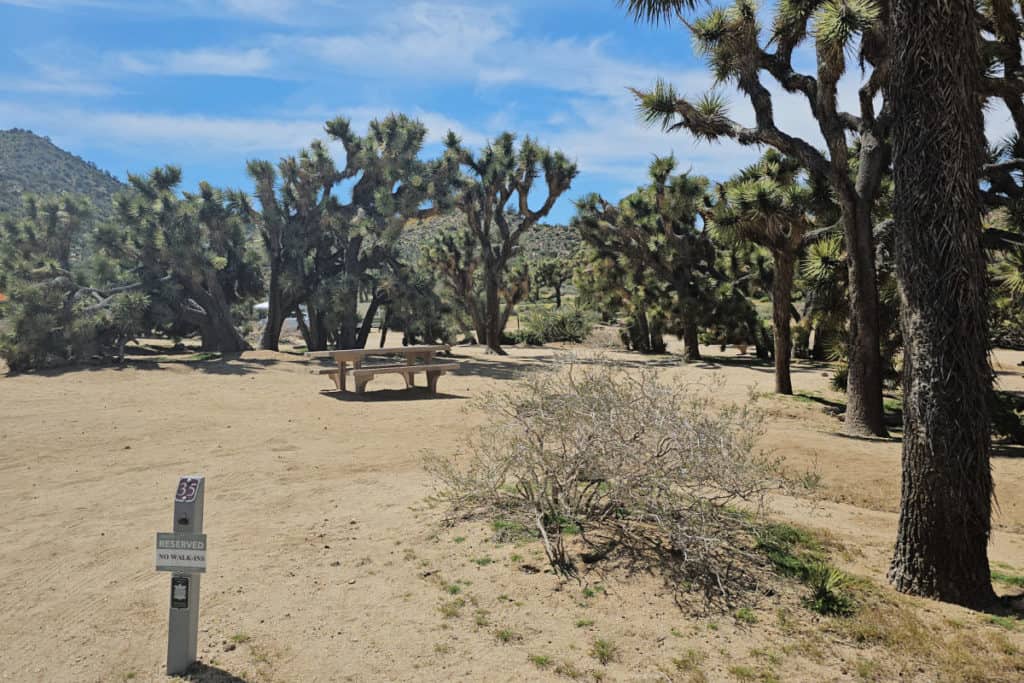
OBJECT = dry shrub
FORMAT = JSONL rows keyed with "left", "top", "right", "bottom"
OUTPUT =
{"left": 425, "top": 358, "right": 782, "bottom": 599}
{"left": 583, "top": 324, "right": 626, "bottom": 350}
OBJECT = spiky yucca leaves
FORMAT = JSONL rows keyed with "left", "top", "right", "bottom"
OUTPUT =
{"left": 441, "top": 131, "right": 577, "bottom": 354}
{"left": 422, "top": 215, "right": 533, "bottom": 346}
{"left": 617, "top": 0, "right": 702, "bottom": 25}
{"left": 574, "top": 197, "right": 674, "bottom": 353}
{"left": 0, "top": 195, "right": 149, "bottom": 370}
{"left": 248, "top": 113, "right": 451, "bottom": 351}
{"left": 96, "top": 167, "right": 261, "bottom": 352}
{"left": 532, "top": 255, "right": 574, "bottom": 308}
{"left": 709, "top": 151, "right": 812, "bottom": 393}
{"left": 573, "top": 157, "right": 723, "bottom": 361}
{"left": 623, "top": 0, "right": 890, "bottom": 436}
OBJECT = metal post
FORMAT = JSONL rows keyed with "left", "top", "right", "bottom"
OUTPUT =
{"left": 165, "top": 476, "right": 205, "bottom": 675}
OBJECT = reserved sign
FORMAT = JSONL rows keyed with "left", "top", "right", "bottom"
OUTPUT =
{"left": 155, "top": 532, "right": 207, "bottom": 573}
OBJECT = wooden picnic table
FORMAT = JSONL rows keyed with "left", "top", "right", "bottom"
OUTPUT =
{"left": 306, "top": 345, "right": 456, "bottom": 394}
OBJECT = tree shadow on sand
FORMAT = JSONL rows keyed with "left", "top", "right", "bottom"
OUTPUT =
{"left": 4, "top": 351, "right": 295, "bottom": 378}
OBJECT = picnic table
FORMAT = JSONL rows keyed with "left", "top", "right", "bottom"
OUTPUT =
{"left": 306, "top": 345, "right": 457, "bottom": 394}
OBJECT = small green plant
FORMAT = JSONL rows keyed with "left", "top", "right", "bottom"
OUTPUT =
{"left": 986, "top": 614, "right": 1020, "bottom": 631}
{"left": 453, "top": 536, "right": 466, "bottom": 544}
{"left": 529, "top": 654, "right": 553, "bottom": 669}
{"left": 555, "top": 661, "right": 583, "bottom": 679}
{"left": 495, "top": 627, "right": 520, "bottom": 643}
{"left": 728, "top": 664, "right": 780, "bottom": 682}
{"left": 757, "top": 523, "right": 856, "bottom": 617}
{"left": 582, "top": 587, "right": 597, "bottom": 599}
{"left": 510, "top": 553, "right": 523, "bottom": 562}
{"left": 855, "top": 657, "right": 882, "bottom": 680}
{"left": 734, "top": 607, "right": 758, "bottom": 624}
{"left": 590, "top": 638, "right": 619, "bottom": 665}
{"left": 673, "top": 648, "right": 706, "bottom": 672}
{"left": 518, "top": 306, "right": 592, "bottom": 344}
{"left": 434, "top": 643, "right": 452, "bottom": 654}
{"left": 474, "top": 557, "right": 494, "bottom": 566}
{"left": 491, "top": 518, "right": 536, "bottom": 543}
{"left": 804, "top": 565, "right": 855, "bottom": 617}
{"left": 474, "top": 609, "right": 490, "bottom": 627}
{"left": 991, "top": 569, "right": 1024, "bottom": 587}
{"left": 230, "top": 632, "right": 251, "bottom": 644}
{"left": 439, "top": 598, "right": 465, "bottom": 618}
{"left": 444, "top": 583, "right": 462, "bottom": 595}
{"left": 575, "top": 618, "right": 595, "bottom": 628}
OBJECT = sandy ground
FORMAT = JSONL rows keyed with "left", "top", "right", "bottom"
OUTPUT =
{"left": 1, "top": 340, "right": 1023, "bottom": 682}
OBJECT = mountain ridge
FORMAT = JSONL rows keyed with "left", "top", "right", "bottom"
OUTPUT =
{"left": 0, "top": 128, "right": 126, "bottom": 221}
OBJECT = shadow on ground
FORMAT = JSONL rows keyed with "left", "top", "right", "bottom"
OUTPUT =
{"left": 320, "top": 387, "right": 464, "bottom": 402}
{"left": 180, "top": 662, "right": 251, "bottom": 683}
{"left": 994, "top": 443, "right": 1024, "bottom": 459}
{"left": 5, "top": 351, "right": 297, "bottom": 378}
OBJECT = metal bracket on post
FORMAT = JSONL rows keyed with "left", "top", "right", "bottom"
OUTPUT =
{"left": 156, "top": 475, "right": 206, "bottom": 676}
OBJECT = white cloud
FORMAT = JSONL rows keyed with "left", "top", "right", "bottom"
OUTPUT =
{"left": 0, "top": 102, "right": 485, "bottom": 161}
{"left": 115, "top": 48, "right": 274, "bottom": 77}
{"left": 2, "top": 61, "right": 115, "bottom": 96}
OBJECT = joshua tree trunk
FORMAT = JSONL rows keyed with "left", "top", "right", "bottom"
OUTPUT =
{"left": 335, "top": 289, "right": 359, "bottom": 350}
{"left": 681, "top": 320, "right": 701, "bottom": 362}
{"left": 355, "top": 292, "right": 383, "bottom": 349}
{"left": 260, "top": 265, "right": 287, "bottom": 351}
{"left": 887, "top": 0, "right": 995, "bottom": 608}
{"left": 484, "top": 268, "right": 506, "bottom": 355}
{"left": 294, "top": 306, "right": 312, "bottom": 349}
{"left": 772, "top": 250, "right": 795, "bottom": 395}
{"left": 842, "top": 201, "right": 887, "bottom": 436}
{"left": 305, "top": 303, "right": 329, "bottom": 352}
{"left": 185, "top": 280, "right": 250, "bottom": 353}
{"left": 554, "top": 284, "right": 562, "bottom": 308}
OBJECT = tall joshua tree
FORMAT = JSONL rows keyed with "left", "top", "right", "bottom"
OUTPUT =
{"left": 249, "top": 114, "right": 449, "bottom": 351}
{"left": 621, "top": 0, "right": 891, "bottom": 436}
{"left": 574, "top": 156, "right": 717, "bottom": 361}
{"left": 887, "top": 0, "right": 996, "bottom": 607}
{"left": 710, "top": 150, "right": 812, "bottom": 394}
{"left": 248, "top": 140, "right": 340, "bottom": 351}
{"left": 443, "top": 132, "right": 577, "bottom": 354}
{"left": 97, "top": 167, "right": 262, "bottom": 352}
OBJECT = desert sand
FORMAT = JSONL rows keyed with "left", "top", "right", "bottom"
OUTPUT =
{"left": 1, "top": 340, "right": 1023, "bottom": 682}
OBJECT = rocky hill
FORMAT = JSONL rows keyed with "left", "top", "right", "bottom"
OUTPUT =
{"left": 400, "top": 212, "right": 580, "bottom": 262}
{"left": 0, "top": 129, "right": 125, "bottom": 221}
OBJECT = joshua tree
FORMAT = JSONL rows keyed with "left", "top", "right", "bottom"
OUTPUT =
{"left": 96, "top": 167, "right": 262, "bottom": 352}
{"left": 574, "top": 156, "right": 717, "bottom": 361}
{"left": 248, "top": 141, "right": 340, "bottom": 351}
{"left": 442, "top": 132, "right": 577, "bottom": 354}
{"left": 533, "top": 255, "right": 574, "bottom": 308}
{"left": 709, "top": 150, "right": 812, "bottom": 394}
{"left": 249, "top": 114, "right": 450, "bottom": 351}
{"left": 621, "top": 0, "right": 891, "bottom": 436}
{"left": 0, "top": 195, "right": 147, "bottom": 369}
{"left": 887, "top": 0, "right": 996, "bottom": 608}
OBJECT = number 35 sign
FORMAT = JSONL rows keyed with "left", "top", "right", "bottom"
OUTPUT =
{"left": 175, "top": 477, "right": 201, "bottom": 503}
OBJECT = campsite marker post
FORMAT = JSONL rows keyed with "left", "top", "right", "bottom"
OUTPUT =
{"left": 156, "top": 475, "right": 207, "bottom": 675}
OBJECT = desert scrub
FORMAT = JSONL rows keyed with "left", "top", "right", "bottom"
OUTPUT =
{"left": 424, "top": 358, "right": 782, "bottom": 598}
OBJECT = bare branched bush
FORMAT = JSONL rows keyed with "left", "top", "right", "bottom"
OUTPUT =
{"left": 424, "top": 359, "right": 783, "bottom": 599}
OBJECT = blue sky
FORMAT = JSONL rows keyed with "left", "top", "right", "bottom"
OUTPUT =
{"left": 0, "top": 1, "right": 1017, "bottom": 223}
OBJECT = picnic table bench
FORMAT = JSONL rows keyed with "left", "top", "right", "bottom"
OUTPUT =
{"left": 306, "top": 345, "right": 457, "bottom": 394}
